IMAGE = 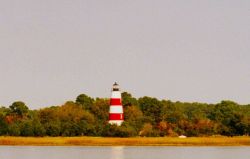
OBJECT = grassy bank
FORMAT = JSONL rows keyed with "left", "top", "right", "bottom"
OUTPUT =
{"left": 0, "top": 136, "right": 250, "bottom": 146}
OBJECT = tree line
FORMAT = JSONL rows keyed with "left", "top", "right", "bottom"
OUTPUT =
{"left": 0, "top": 92, "right": 250, "bottom": 137}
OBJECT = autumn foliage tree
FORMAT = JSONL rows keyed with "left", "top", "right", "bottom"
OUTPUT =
{"left": 0, "top": 93, "right": 249, "bottom": 137}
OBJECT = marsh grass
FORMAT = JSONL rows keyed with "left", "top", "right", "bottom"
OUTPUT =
{"left": 0, "top": 136, "right": 249, "bottom": 146}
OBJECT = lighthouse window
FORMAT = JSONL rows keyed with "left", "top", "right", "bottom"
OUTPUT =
{"left": 113, "top": 88, "right": 119, "bottom": 91}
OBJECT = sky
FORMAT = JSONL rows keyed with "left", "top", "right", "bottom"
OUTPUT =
{"left": 0, "top": 0, "right": 250, "bottom": 109}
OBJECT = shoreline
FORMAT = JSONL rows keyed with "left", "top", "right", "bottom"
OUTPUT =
{"left": 0, "top": 136, "right": 250, "bottom": 146}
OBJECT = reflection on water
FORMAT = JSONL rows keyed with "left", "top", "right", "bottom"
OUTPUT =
{"left": 111, "top": 146, "right": 124, "bottom": 159}
{"left": 0, "top": 146, "right": 250, "bottom": 159}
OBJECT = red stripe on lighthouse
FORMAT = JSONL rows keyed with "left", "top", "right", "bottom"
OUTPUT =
{"left": 109, "top": 113, "right": 124, "bottom": 120}
{"left": 110, "top": 98, "right": 121, "bottom": 105}
{"left": 109, "top": 82, "right": 124, "bottom": 126}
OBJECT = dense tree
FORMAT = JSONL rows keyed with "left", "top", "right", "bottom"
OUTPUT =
{"left": 138, "top": 97, "right": 163, "bottom": 124}
{"left": 44, "top": 121, "right": 61, "bottom": 136}
{"left": 76, "top": 94, "right": 94, "bottom": 110}
{"left": 9, "top": 101, "right": 29, "bottom": 117}
{"left": 161, "top": 100, "right": 187, "bottom": 125}
{"left": 32, "top": 117, "right": 46, "bottom": 136}
{"left": 20, "top": 120, "right": 35, "bottom": 136}
{"left": 122, "top": 92, "right": 138, "bottom": 107}
{"left": 8, "top": 123, "right": 21, "bottom": 136}
{"left": 0, "top": 106, "right": 10, "bottom": 116}
{"left": 101, "top": 122, "right": 136, "bottom": 137}
{"left": 124, "top": 105, "right": 144, "bottom": 133}
{"left": 157, "top": 121, "right": 178, "bottom": 137}
{"left": 90, "top": 98, "right": 109, "bottom": 122}
{"left": 139, "top": 123, "right": 153, "bottom": 137}
{"left": 210, "top": 101, "right": 243, "bottom": 136}
{"left": 0, "top": 95, "right": 249, "bottom": 137}
{"left": 0, "top": 114, "right": 8, "bottom": 135}
{"left": 115, "top": 122, "right": 137, "bottom": 137}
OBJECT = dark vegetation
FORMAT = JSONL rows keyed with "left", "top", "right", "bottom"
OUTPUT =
{"left": 0, "top": 92, "right": 250, "bottom": 137}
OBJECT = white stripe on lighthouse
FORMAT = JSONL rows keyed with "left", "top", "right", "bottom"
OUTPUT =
{"left": 109, "top": 82, "right": 124, "bottom": 126}
{"left": 109, "top": 106, "right": 123, "bottom": 113}
{"left": 111, "top": 91, "right": 121, "bottom": 98}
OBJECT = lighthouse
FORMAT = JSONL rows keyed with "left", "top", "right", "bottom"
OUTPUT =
{"left": 109, "top": 82, "right": 124, "bottom": 126}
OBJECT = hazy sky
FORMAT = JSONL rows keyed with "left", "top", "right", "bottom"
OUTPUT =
{"left": 0, "top": 0, "right": 250, "bottom": 109}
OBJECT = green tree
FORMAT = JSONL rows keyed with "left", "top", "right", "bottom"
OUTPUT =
{"left": 0, "top": 106, "right": 11, "bottom": 116}
{"left": 76, "top": 94, "right": 94, "bottom": 110}
{"left": 8, "top": 123, "right": 21, "bottom": 136}
{"left": 101, "top": 123, "right": 136, "bottom": 137}
{"left": 90, "top": 98, "right": 109, "bottom": 122}
{"left": 102, "top": 124, "right": 118, "bottom": 137}
{"left": 9, "top": 101, "right": 29, "bottom": 117}
{"left": 122, "top": 92, "right": 138, "bottom": 107}
{"left": 44, "top": 121, "right": 61, "bottom": 136}
{"left": 76, "top": 120, "right": 96, "bottom": 136}
{"left": 20, "top": 120, "right": 34, "bottom": 136}
{"left": 210, "top": 101, "right": 242, "bottom": 136}
{"left": 115, "top": 122, "right": 137, "bottom": 137}
{"left": 0, "top": 114, "right": 8, "bottom": 135}
{"left": 138, "top": 97, "right": 163, "bottom": 124}
{"left": 124, "top": 105, "right": 144, "bottom": 133}
{"left": 161, "top": 100, "right": 185, "bottom": 124}
{"left": 2, "top": 93, "right": 250, "bottom": 137}
{"left": 32, "top": 118, "right": 46, "bottom": 136}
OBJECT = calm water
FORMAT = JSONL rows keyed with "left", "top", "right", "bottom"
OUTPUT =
{"left": 0, "top": 146, "right": 249, "bottom": 159}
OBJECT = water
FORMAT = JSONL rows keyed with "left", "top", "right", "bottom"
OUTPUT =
{"left": 0, "top": 146, "right": 249, "bottom": 159}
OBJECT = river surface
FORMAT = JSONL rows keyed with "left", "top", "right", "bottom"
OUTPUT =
{"left": 0, "top": 146, "right": 249, "bottom": 159}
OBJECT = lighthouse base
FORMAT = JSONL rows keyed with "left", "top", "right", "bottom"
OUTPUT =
{"left": 109, "top": 120, "right": 123, "bottom": 126}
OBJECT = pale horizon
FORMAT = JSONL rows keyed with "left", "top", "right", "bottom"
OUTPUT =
{"left": 0, "top": 0, "right": 250, "bottom": 109}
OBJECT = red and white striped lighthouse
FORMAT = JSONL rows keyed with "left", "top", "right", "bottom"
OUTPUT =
{"left": 109, "top": 82, "right": 124, "bottom": 126}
